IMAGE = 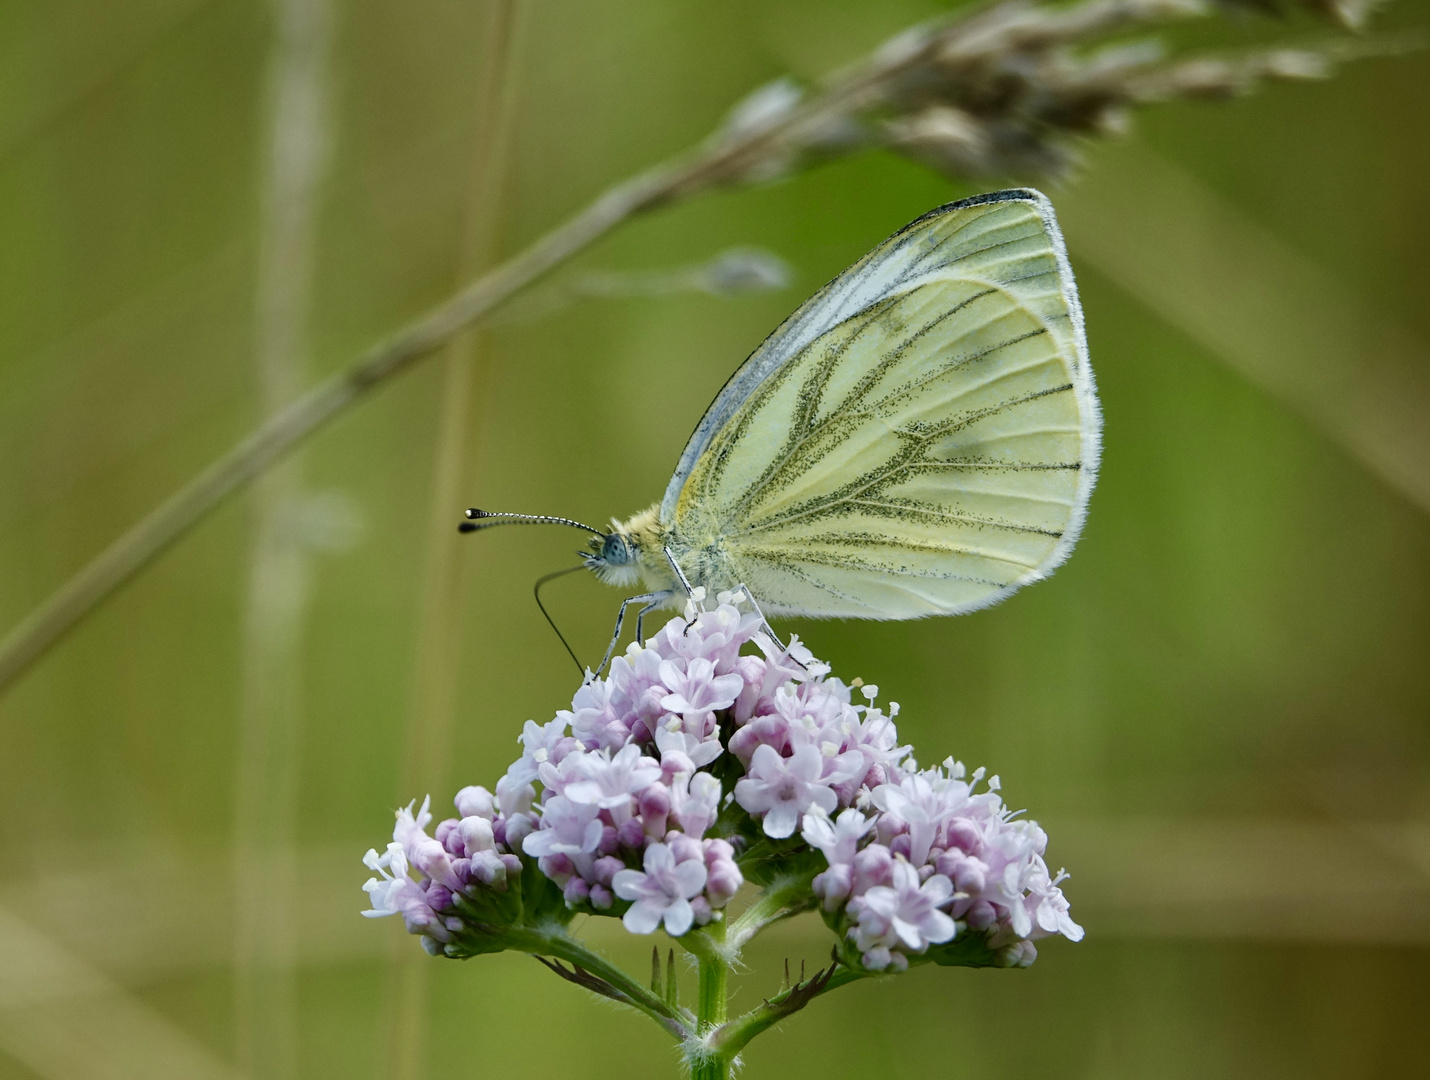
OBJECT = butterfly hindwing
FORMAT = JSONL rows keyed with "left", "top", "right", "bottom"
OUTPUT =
{"left": 663, "top": 191, "right": 1100, "bottom": 619}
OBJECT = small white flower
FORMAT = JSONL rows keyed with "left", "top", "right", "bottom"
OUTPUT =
{"left": 654, "top": 718, "right": 724, "bottom": 769}
{"left": 801, "top": 806, "right": 874, "bottom": 867}
{"left": 568, "top": 679, "right": 629, "bottom": 751}
{"left": 734, "top": 744, "right": 839, "bottom": 838}
{"left": 849, "top": 860, "right": 956, "bottom": 956}
{"left": 563, "top": 744, "right": 662, "bottom": 810}
{"left": 494, "top": 772, "right": 536, "bottom": 817}
{"left": 871, "top": 772, "right": 965, "bottom": 866}
{"left": 612, "top": 842, "right": 709, "bottom": 936}
{"left": 393, "top": 796, "right": 434, "bottom": 850}
{"left": 669, "top": 772, "right": 723, "bottom": 839}
{"left": 659, "top": 657, "right": 744, "bottom": 716}
{"left": 505, "top": 717, "right": 572, "bottom": 787}
{"left": 361, "top": 843, "right": 416, "bottom": 917}
{"left": 521, "top": 796, "right": 602, "bottom": 858}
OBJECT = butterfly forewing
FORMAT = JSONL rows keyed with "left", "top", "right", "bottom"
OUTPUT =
{"left": 663, "top": 191, "right": 1099, "bottom": 619}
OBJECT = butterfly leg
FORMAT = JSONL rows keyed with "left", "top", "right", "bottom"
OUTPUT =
{"left": 729, "top": 583, "right": 793, "bottom": 656}
{"left": 662, "top": 547, "right": 695, "bottom": 596}
{"left": 595, "top": 591, "right": 670, "bottom": 675}
{"left": 633, "top": 594, "right": 672, "bottom": 648}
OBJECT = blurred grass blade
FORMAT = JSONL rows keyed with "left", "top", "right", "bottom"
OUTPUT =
{"left": 0, "top": 0, "right": 1406, "bottom": 698}
{"left": 0, "top": 906, "right": 246, "bottom": 1080}
{"left": 1059, "top": 142, "right": 1430, "bottom": 514}
{"left": 230, "top": 0, "right": 333, "bottom": 1075}
{"left": 383, "top": 2, "right": 526, "bottom": 1077}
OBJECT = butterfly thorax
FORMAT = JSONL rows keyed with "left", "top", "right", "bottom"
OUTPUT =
{"left": 583, "top": 503, "right": 738, "bottom": 602}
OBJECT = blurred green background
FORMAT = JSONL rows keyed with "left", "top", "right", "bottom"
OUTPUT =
{"left": 1, "top": 1, "right": 1428, "bottom": 1078}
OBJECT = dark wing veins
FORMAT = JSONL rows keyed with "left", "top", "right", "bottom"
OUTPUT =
{"left": 731, "top": 380, "right": 1074, "bottom": 538}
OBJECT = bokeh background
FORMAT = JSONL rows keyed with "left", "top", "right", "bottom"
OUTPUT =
{"left": 2, "top": 1, "right": 1429, "bottom": 1078}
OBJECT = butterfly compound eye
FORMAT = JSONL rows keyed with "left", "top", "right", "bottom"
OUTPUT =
{"left": 601, "top": 534, "right": 632, "bottom": 565}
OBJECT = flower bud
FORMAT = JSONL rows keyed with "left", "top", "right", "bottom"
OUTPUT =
{"left": 454, "top": 785, "right": 495, "bottom": 819}
{"left": 470, "top": 850, "right": 509, "bottom": 888}
{"left": 852, "top": 844, "right": 894, "bottom": 893}
{"left": 706, "top": 859, "right": 743, "bottom": 907}
{"left": 862, "top": 946, "right": 892, "bottom": 971}
{"left": 875, "top": 814, "right": 905, "bottom": 847}
{"left": 659, "top": 750, "right": 696, "bottom": 783}
{"left": 550, "top": 736, "right": 581, "bottom": 765}
{"left": 666, "top": 832, "right": 702, "bottom": 865}
{"left": 590, "top": 884, "right": 614, "bottom": 910}
{"left": 731, "top": 655, "right": 767, "bottom": 722}
{"left": 460, "top": 815, "right": 496, "bottom": 856}
{"left": 945, "top": 819, "right": 979, "bottom": 855}
{"left": 690, "top": 896, "right": 713, "bottom": 926}
{"left": 996, "top": 940, "right": 1038, "bottom": 968}
{"left": 410, "top": 837, "right": 461, "bottom": 891}
{"left": 563, "top": 877, "right": 591, "bottom": 905}
{"left": 965, "top": 899, "right": 997, "bottom": 931}
{"left": 538, "top": 853, "right": 574, "bottom": 885}
{"left": 599, "top": 825, "right": 621, "bottom": 856}
{"left": 592, "top": 855, "right": 625, "bottom": 888}
{"left": 617, "top": 818, "right": 646, "bottom": 850}
{"left": 951, "top": 857, "right": 987, "bottom": 895}
{"left": 435, "top": 818, "right": 461, "bottom": 852}
{"left": 639, "top": 785, "right": 671, "bottom": 837}
{"left": 503, "top": 813, "right": 534, "bottom": 850}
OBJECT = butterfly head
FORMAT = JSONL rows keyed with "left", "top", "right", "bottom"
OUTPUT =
{"left": 581, "top": 529, "right": 632, "bottom": 578}
{"left": 459, "top": 503, "right": 668, "bottom": 590}
{"left": 583, "top": 508, "right": 660, "bottom": 587}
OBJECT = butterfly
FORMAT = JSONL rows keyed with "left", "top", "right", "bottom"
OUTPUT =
{"left": 463, "top": 189, "right": 1101, "bottom": 670}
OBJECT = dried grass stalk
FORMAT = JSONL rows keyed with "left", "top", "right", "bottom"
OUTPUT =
{"left": 0, "top": 0, "right": 1406, "bottom": 693}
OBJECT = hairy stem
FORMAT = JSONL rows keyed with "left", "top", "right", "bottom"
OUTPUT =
{"left": 517, "top": 926, "right": 692, "bottom": 1039}
{"left": 690, "top": 920, "right": 730, "bottom": 1080}
{"left": 709, "top": 963, "right": 867, "bottom": 1060}
{"left": 725, "top": 873, "right": 817, "bottom": 954}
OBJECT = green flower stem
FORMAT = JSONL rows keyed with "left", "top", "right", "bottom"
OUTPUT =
{"left": 689, "top": 919, "right": 730, "bottom": 1080}
{"left": 504, "top": 878, "right": 836, "bottom": 1071}
{"left": 709, "top": 965, "right": 870, "bottom": 1060}
{"left": 512, "top": 925, "right": 693, "bottom": 1038}
{"left": 725, "top": 873, "right": 817, "bottom": 955}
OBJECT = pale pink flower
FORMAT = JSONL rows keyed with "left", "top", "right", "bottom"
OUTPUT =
{"left": 669, "top": 771, "right": 723, "bottom": 839}
{"left": 562, "top": 745, "right": 662, "bottom": 812}
{"left": 612, "top": 842, "right": 709, "bottom": 936}
{"left": 521, "top": 796, "right": 602, "bottom": 858}
{"left": 734, "top": 744, "right": 839, "bottom": 838}
{"left": 847, "top": 860, "right": 956, "bottom": 964}
{"left": 801, "top": 807, "right": 874, "bottom": 866}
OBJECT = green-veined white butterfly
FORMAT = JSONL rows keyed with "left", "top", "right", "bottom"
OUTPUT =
{"left": 463, "top": 189, "right": 1101, "bottom": 667}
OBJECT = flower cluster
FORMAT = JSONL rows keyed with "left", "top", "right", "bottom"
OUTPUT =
{"left": 803, "top": 763, "right": 1082, "bottom": 972}
{"left": 363, "top": 589, "right": 1081, "bottom": 972}
{"left": 361, "top": 789, "right": 524, "bottom": 954}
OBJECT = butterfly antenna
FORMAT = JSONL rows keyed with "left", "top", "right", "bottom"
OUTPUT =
{"left": 459, "top": 508, "right": 604, "bottom": 536}
{"left": 534, "top": 564, "right": 588, "bottom": 675}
